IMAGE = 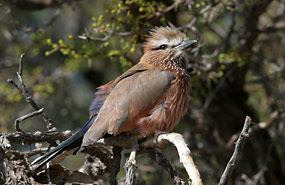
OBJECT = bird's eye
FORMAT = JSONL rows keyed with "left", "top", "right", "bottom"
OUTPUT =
{"left": 159, "top": 44, "right": 167, "bottom": 50}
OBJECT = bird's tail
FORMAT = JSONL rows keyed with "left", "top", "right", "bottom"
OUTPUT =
{"left": 30, "top": 117, "right": 95, "bottom": 172}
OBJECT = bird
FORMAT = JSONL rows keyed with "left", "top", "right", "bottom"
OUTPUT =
{"left": 30, "top": 27, "right": 197, "bottom": 172}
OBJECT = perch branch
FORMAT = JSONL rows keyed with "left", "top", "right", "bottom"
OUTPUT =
{"left": 8, "top": 126, "right": 200, "bottom": 184}
{"left": 98, "top": 132, "right": 200, "bottom": 183}
{"left": 99, "top": 134, "right": 186, "bottom": 183}
{"left": 155, "top": 133, "right": 203, "bottom": 185}
{"left": 218, "top": 116, "right": 252, "bottom": 185}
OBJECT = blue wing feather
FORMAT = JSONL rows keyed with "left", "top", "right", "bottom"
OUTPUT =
{"left": 89, "top": 86, "right": 110, "bottom": 116}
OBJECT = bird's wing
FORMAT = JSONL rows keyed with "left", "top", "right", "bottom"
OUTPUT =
{"left": 89, "top": 62, "right": 156, "bottom": 116}
{"left": 82, "top": 63, "right": 175, "bottom": 147}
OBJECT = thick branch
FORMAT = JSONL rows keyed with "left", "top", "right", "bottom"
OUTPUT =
{"left": 5, "top": 130, "right": 71, "bottom": 145}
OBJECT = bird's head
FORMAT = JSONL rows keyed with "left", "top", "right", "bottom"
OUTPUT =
{"left": 141, "top": 27, "right": 197, "bottom": 73}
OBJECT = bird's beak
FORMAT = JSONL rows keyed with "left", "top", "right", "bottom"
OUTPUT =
{"left": 175, "top": 40, "right": 197, "bottom": 50}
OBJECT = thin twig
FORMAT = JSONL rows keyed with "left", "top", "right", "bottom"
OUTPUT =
{"left": 225, "top": 111, "right": 278, "bottom": 149}
{"left": 42, "top": 8, "right": 62, "bottom": 30}
{"left": 78, "top": 29, "right": 140, "bottom": 42}
{"left": 15, "top": 108, "right": 44, "bottom": 132}
{"left": 145, "top": 1, "right": 179, "bottom": 20}
{"left": 18, "top": 53, "right": 24, "bottom": 76}
{"left": 7, "top": 53, "right": 53, "bottom": 130}
{"left": 218, "top": 116, "right": 252, "bottom": 185}
{"left": 208, "top": 23, "right": 227, "bottom": 40}
{"left": 78, "top": 29, "right": 114, "bottom": 41}
{"left": 78, "top": 0, "right": 184, "bottom": 43}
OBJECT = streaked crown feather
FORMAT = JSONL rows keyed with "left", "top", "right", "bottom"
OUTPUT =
{"left": 144, "top": 27, "right": 187, "bottom": 52}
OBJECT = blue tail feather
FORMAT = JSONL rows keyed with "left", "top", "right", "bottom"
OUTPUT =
{"left": 30, "top": 117, "right": 95, "bottom": 172}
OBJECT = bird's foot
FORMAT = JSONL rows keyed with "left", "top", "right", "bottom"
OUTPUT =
{"left": 127, "top": 151, "right": 137, "bottom": 167}
{"left": 126, "top": 138, "right": 138, "bottom": 167}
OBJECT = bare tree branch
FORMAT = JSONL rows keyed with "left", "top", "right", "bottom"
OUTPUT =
{"left": 7, "top": 53, "right": 53, "bottom": 130}
{"left": 5, "top": 130, "right": 72, "bottom": 145}
{"left": 6, "top": 148, "right": 47, "bottom": 160}
{"left": 218, "top": 116, "right": 252, "bottom": 185}
{"left": 15, "top": 108, "right": 44, "bottom": 132}
{"left": 155, "top": 133, "right": 203, "bottom": 185}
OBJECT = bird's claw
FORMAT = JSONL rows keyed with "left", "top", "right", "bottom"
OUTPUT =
{"left": 126, "top": 138, "right": 138, "bottom": 167}
{"left": 128, "top": 158, "right": 137, "bottom": 167}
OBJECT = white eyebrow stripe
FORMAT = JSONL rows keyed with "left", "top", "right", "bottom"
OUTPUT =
{"left": 152, "top": 37, "right": 183, "bottom": 47}
{"left": 152, "top": 38, "right": 168, "bottom": 47}
{"left": 169, "top": 38, "right": 183, "bottom": 46}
